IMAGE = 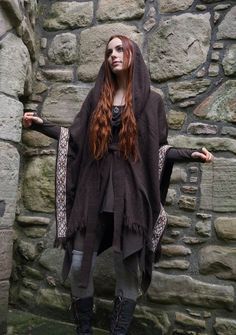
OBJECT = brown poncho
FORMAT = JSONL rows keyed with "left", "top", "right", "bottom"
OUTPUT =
{"left": 33, "top": 41, "right": 201, "bottom": 293}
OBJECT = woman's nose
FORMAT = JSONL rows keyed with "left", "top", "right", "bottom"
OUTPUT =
{"left": 111, "top": 50, "right": 117, "bottom": 58}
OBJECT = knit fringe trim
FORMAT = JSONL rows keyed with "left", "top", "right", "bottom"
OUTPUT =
{"left": 54, "top": 237, "right": 67, "bottom": 249}
{"left": 66, "top": 218, "right": 87, "bottom": 238}
{"left": 123, "top": 216, "right": 146, "bottom": 235}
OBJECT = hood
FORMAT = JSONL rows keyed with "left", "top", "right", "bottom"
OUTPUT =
{"left": 92, "top": 40, "right": 151, "bottom": 119}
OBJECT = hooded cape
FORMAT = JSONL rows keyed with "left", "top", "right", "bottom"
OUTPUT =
{"left": 50, "top": 41, "right": 175, "bottom": 293}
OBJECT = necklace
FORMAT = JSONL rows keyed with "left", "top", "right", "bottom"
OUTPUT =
{"left": 113, "top": 106, "right": 120, "bottom": 114}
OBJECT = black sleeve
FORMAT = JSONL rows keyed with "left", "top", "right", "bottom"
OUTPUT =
{"left": 166, "top": 147, "right": 205, "bottom": 163}
{"left": 30, "top": 119, "right": 61, "bottom": 140}
{"left": 157, "top": 94, "right": 168, "bottom": 147}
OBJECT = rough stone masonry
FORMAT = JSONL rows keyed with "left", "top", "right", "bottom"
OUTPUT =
{"left": 0, "top": 0, "right": 236, "bottom": 334}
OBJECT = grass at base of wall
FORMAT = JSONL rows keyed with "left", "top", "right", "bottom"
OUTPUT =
{"left": 7, "top": 309, "right": 108, "bottom": 335}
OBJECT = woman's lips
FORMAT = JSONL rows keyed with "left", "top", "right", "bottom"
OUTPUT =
{"left": 112, "top": 61, "right": 121, "bottom": 66}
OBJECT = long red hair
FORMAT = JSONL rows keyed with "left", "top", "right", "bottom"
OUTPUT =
{"left": 89, "top": 35, "right": 138, "bottom": 161}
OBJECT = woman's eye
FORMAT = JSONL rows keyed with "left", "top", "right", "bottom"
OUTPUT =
{"left": 117, "top": 46, "right": 123, "bottom": 52}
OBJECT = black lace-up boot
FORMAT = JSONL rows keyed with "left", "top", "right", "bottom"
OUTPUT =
{"left": 71, "top": 296, "right": 94, "bottom": 335}
{"left": 110, "top": 295, "right": 136, "bottom": 335}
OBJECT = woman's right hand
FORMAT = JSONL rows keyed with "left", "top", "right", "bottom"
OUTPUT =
{"left": 22, "top": 112, "right": 43, "bottom": 128}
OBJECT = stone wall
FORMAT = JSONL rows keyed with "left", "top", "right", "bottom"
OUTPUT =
{"left": 8, "top": 0, "right": 236, "bottom": 334}
{"left": 0, "top": 0, "right": 37, "bottom": 334}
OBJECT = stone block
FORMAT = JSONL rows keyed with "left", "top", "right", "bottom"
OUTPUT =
{"left": 159, "top": 0, "right": 194, "bottom": 13}
{"left": 33, "top": 81, "right": 48, "bottom": 94}
{"left": 78, "top": 23, "right": 143, "bottom": 81}
{"left": 156, "top": 260, "right": 190, "bottom": 270}
{"left": 23, "top": 156, "right": 55, "bottom": 213}
{"left": 0, "top": 0, "right": 23, "bottom": 26}
{"left": 18, "top": 288, "right": 34, "bottom": 305}
{"left": 213, "top": 42, "right": 224, "bottom": 49}
{"left": 196, "top": 213, "right": 212, "bottom": 220}
{"left": 0, "top": 95, "right": 23, "bottom": 143}
{"left": 23, "top": 227, "right": 47, "bottom": 238}
{"left": 199, "top": 245, "right": 236, "bottom": 281}
{"left": 148, "top": 13, "right": 211, "bottom": 81}
{"left": 200, "top": 158, "right": 236, "bottom": 212}
{"left": 0, "top": 32, "right": 31, "bottom": 97}
{"left": 166, "top": 188, "right": 177, "bottom": 205}
{"left": 162, "top": 236, "right": 176, "bottom": 244}
{"left": 214, "top": 217, "right": 236, "bottom": 240}
{"left": 16, "top": 216, "right": 50, "bottom": 227}
{"left": 0, "top": 5, "right": 13, "bottom": 36}
{"left": 175, "top": 312, "right": 206, "bottom": 329}
{"left": 179, "top": 100, "right": 196, "bottom": 108}
{"left": 223, "top": 44, "right": 236, "bottom": 76}
{"left": 167, "top": 215, "right": 191, "bottom": 228}
{"left": 208, "top": 63, "right": 219, "bottom": 76}
{"left": 133, "top": 306, "right": 171, "bottom": 334}
{"left": 222, "top": 126, "right": 236, "bottom": 138}
{"left": 215, "top": 4, "right": 231, "bottom": 11}
{"left": 182, "top": 236, "right": 206, "bottom": 245}
{"left": 217, "top": 7, "right": 236, "bottom": 40}
{"left": 195, "top": 219, "right": 211, "bottom": 237}
{"left": 16, "top": 16, "right": 36, "bottom": 61}
{"left": 178, "top": 195, "right": 196, "bottom": 211}
{"left": 27, "top": 0, "right": 38, "bottom": 27}
{"left": 0, "top": 230, "right": 13, "bottom": 281}
{"left": 170, "top": 166, "right": 187, "bottom": 183}
{"left": 41, "top": 84, "right": 91, "bottom": 126}
{"left": 43, "top": 2, "right": 93, "bottom": 30}
{"left": 0, "top": 281, "right": 9, "bottom": 335}
{"left": 41, "top": 37, "right": 47, "bottom": 48}
{"left": 22, "top": 278, "right": 38, "bottom": 291}
{"left": 40, "top": 68, "right": 74, "bottom": 82}
{"left": 194, "top": 80, "right": 236, "bottom": 123}
{"left": 211, "top": 51, "right": 220, "bottom": 61}
{"left": 148, "top": 272, "right": 234, "bottom": 310}
{"left": 0, "top": 143, "right": 19, "bottom": 228}
{"left": 169, "top": 135, "right": 236, "bottom": 155}
{"left": 48, "top": 33, "right": 78, "bottom": 65}
{"left": 187, "top": 123, "right": 218, "bottom": 135}
{"left": 181, "top": 186, "right": 198, "bottom": 194}
{"left": 97, "top": 0, "right": 145, "bottom": 22}
{"left": 22, "top": 266, "right": 44, "bottom": 280}
{"left": 161, "top": 245, "right": 191, "bottom": 257}
{"left": 214, "top": 318, "right": 236, "bottom": 335}
{"left": 39, "top": 249, "right": 64, "bottom": 278}
{"left": 143, "top": 17, "right": 156, "bottom": 32}
{"left": 168, "top": 79, "right": 210, "bottom": 102}
{"left": 196, "top": 5, "right": 207, "bottom": 10}
{"left": 36, "top": 289, "right": 70, "bottom": 311}
{"left": 22, "top": 130, "right": 54, "bottom": 148}
{"left": 17, "top": 240, "right": 38, "bottom": 261}
{"left": 167, "top": 110, "right": 186, "bottom": 130}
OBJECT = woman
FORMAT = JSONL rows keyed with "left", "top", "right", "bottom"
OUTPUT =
{"left": 23, "top": 35, "right": 213, "bottom": 335}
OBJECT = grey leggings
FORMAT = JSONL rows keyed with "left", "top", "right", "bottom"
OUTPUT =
{"left": 70, "top": 227, "right": 140, "bottom": 301}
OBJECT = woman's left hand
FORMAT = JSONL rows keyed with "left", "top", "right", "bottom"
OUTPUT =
{"left": 191, "top": 147, "right": 214, "bottom": 163}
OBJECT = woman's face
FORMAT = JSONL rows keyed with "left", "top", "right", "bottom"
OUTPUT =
{"left": 107, "top": 37, "right": 125, "bottom": 74}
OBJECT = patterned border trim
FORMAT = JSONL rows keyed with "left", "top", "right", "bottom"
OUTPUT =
{"left": 151, "top": 205, "right": 167, "bottom": 252}
{"left": 158, "top": 144, "right": 171, "bottom": 178}
{"left": 151, "top": 145, "right": 172, "bottom": 252}
{"left": 56, "top": 127, "right": 69, "bottom": 238}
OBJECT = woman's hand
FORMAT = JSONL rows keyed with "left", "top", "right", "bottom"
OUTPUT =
{"left": 22, "top": 112, "right": 43, "bottom": 128}
{"left": 191, "top": 147, "right": 214, "bottom": 163}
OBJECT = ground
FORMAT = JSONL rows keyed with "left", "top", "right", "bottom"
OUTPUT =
{"left": 7, "top": 309, "right": 108, "bottom": 335}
